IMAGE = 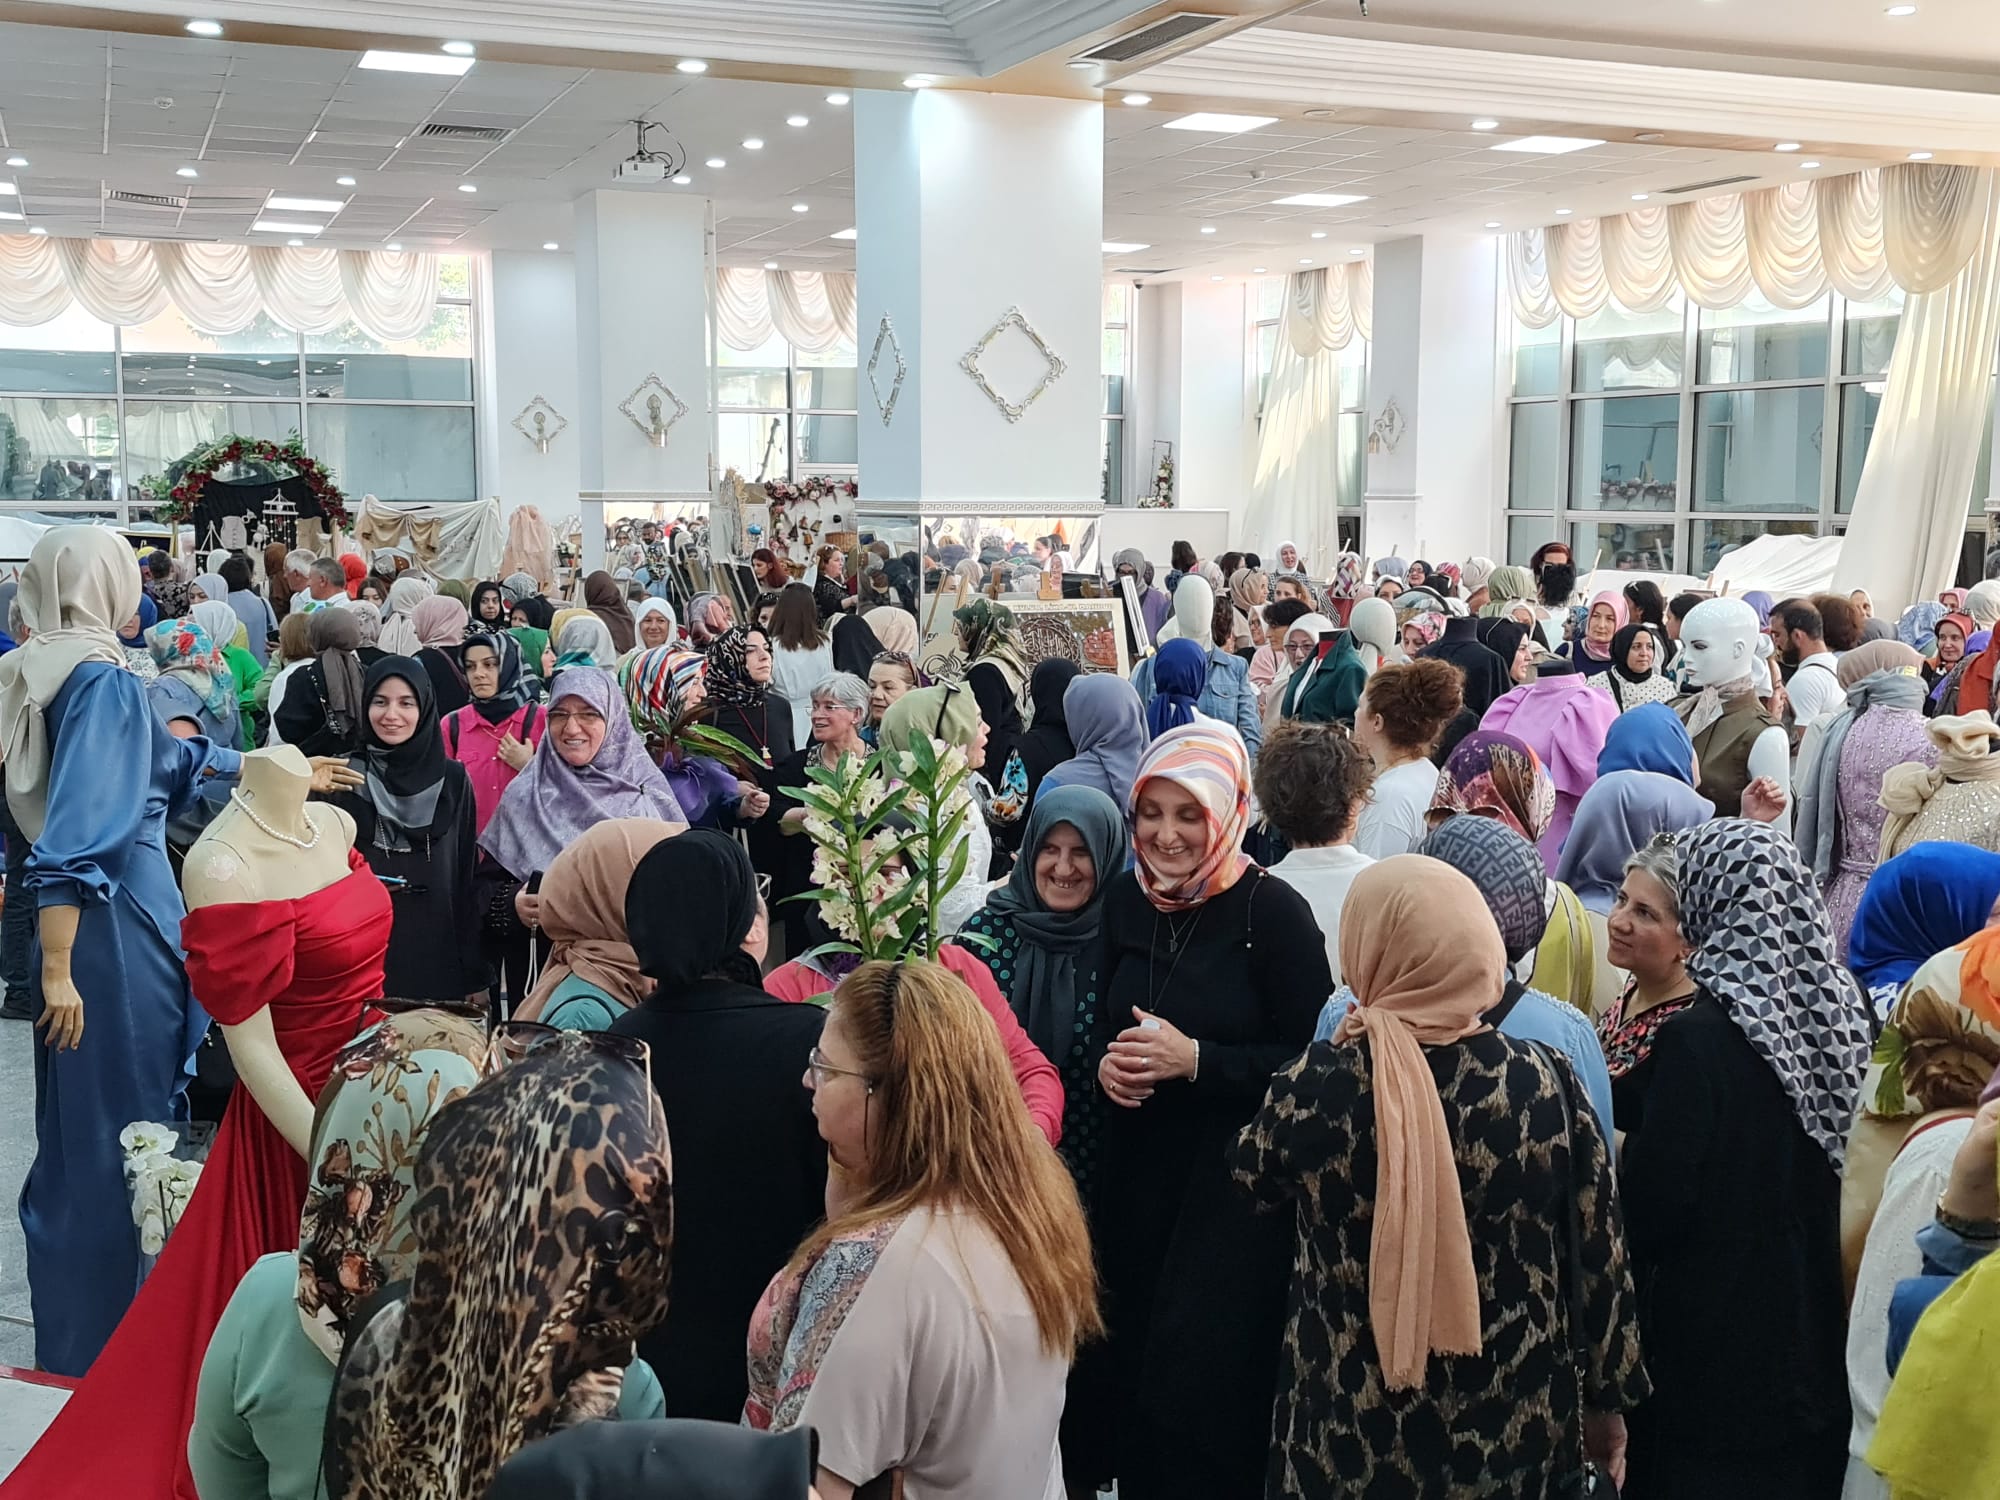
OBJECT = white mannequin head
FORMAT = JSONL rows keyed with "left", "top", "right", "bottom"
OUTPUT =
{"left": 1165, "top": 573, "right": 1215, "bottom": 647}
{"left": 1348, "top": 597, "right": 1399, "bottom": 655}
{"left": 1678, "top": 597, "right": 1761, "bottom": 688}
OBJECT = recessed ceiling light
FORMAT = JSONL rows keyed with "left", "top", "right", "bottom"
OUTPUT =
{"left": 1635, "top": 132, "right": 1665, "bottom": 143}
{"left": 1485, "top": 220, "right": 1502, "bottom": 228}
{"left": 1632, "top": 192, "right": 1651, "bottom": 201}
{"left": 286, "top": 238, "right": 303, "bottom": 247}
{"left": 387, "top": 242, "right": 402, "bottom": 250}
{"left": 1200, "top": 224, "right": 1217, "bottom": 234}
{"left": 0, "top": 211, "right": 20, "bottom": 222}
{"left": 1801, "top": 160, "right": 1822, "bottom": 169}
{"left": 903, "top": 75, "right": 934, "bottom": 88}
{"left": 176, "top": 166, "right": 199, "bottom": 178}
{"left": 543, "top": 241, "right": 559, "bottom": 250}
{"left": 1299, "top": 257, "right": 1314, "bottom": 265}
{"left": 441, "top": 40, "right": 475, "bottom": 56}
{"left": 1253, "top": 266, "right": 1266, "bottom": 273}
{"left": 1555, "top": 207, "right": 1573, "bottom": 215}
{"left": 791, "top": 203, "right": 809, "bottom": 213}
{"left": 335, "top": 176, "right": 357, "bottom": 186}
{"left": 1165, "top": 112, "right": 1278, "bottom": 134}
{"left": 1122, "top": 93, "right": 1152, "bottom": 106}
{"left": 1210, "top": 274, "right": 1223, "bottom": 281}
{"left": 253, "top": 219, "right": 324, "bottom": 234}
{"left": 677, "top": 59, "right": 708, "bottom": 73}
{"left": 1102, "top": 240, "right": 1150, "bottom": 253}
{"left": 763, "top": 260, "right": 779, "bottom": 270}
{"left": 1910, "top": 150, "right": 1935, "bottom": 160}
{"left": 1886, "top": 4, "right": 1917, "bottom": 14}
{"left": 1349, "top": 247, "right": 1364, "bottom": 255}
{"left": 705, "top": 157, "right": 725, "bottom": 169}
{"left": 1066, "top": 60, "right": 1095, "bottom": 70}
{"left": 672, "top": 174, "right": 692, "bottom": 185}
{"left": 1310, "top": 230, "right": 1327, "bottom": 239}
{"left": 1492, "top": 135, "right": 1605, "bottom": 155}
{"left": 743, "top": 138, "right": 764, "bottom": 150}
{"left": 0, "top": 183, "right": 14, "bottom": 196}
{"left": 831, "top": 227, "right": 857, "bottom": 240}
{"left": 1775, "top": 142, "right": 1801, "bottom": 152}
{"left": 457, "top": 182, "right": 477, "bottom": 192}
{"left": 27, "top": 225, "right": 46, "bottom": 235}
{"left": 825, "top": 92, "right": 850, "bottom": 105}
{"left": 1272, "top": 191, "right": 1369, "bottom": 208}
{"left": 786, "top": 115, "right": 809, "bottom": 127}
{"left": 1471, "top": 118, "right": 1500, "bottom": 130}
{"left": 266, "top": 195, "right": 345, "bottom": 213}
{"left": 359, "top": 49, "right": 474, "bottom": 76}
{"left": 4, "top": 157, "right": 25, "bottom": 168}
{"left": 184, "top": 19, "right": 222, "bottom": 36}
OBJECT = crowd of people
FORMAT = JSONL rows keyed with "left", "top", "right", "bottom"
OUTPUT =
{"left": 0, "top": 518, "right": 1995, "bottom": 1499}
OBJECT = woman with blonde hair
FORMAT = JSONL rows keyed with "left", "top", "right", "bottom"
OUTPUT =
{"left": 745, "top": 959, "right": 1099, "bottom": 1500}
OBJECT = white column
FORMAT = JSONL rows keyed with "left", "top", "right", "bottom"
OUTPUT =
{"left": 853, "top": 90, "right": 1103, "bottom": 512}
{"left": 573, "top": 190, "right": 711, "bottom": 571}
{"left": 1363, "top": 233, "right": 1504, "bottom": 565}
{"left": 488, "top": 250, "right": 581, "bottom": 548}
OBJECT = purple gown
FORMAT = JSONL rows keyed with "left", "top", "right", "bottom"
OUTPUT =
{"left": 1827, "top": 707, "right": 1939, "bottom": 960}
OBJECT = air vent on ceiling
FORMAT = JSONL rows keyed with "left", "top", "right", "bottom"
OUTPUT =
{"left": 1661, "top": 174, "right": 1759, "bottom": 196}
{"left": 1112, "top": 266, "right": 1177, "bottom": 275}
{"left": 106, "top": 189, "right": 187, "bottom": 209}
{"left": 1073, "top": 11, "right": 1228, "bottom": 65}
{"left": 417, "top": 122, "right": 513, "bottom": 143}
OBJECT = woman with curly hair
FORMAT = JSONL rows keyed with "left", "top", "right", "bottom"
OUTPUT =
{"left": 1350, "top": 658, "right": 1463, "bottom": 859}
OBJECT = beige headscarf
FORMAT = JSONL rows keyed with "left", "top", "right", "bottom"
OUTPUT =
{"left": 0, "top": 527, "right": 141, "bottom": 839}
{"left": 863, "top": 605, "right": 919, "bottom": 658}
{"left": 1333, "top": 855, "right": 1501, "bottom": 1389}
{"left": 516, "top": 819, "right": 679, "bottom": 1021}
{"left": 1880, "top": 711, "right": 2000, "bottom": 858}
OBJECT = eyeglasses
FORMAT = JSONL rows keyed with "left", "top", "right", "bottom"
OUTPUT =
{"left": 806, "top": 1045, "right": 873, "bottom": 1089}
{"left": 483, "top": 1020, "right": 650, "bottom": 1078}
{"left": 1284, "top": 641, "right": 1314, "bottom": 660}
{"left": 547, "top": 708, "right": 606, "bottom": 728}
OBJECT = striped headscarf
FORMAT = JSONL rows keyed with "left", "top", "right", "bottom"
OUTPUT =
{"left": 620, "top": 645, "right": 707, "bottom": 739}
{"left": 1130, "top": 721, "right": 1253, "bottom": 912}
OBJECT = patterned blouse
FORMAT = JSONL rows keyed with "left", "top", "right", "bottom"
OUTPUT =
{"left": 1596, "top": 979, "right": 1698, "bottom": 1080}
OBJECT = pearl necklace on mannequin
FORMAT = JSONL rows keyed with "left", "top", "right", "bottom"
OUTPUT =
{"left": 228, "top": 789, "right": 323, "bottom": 851}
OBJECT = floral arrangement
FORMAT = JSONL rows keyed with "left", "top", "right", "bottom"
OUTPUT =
{"left": 140, "top": 433, "right": 348, "bottom": 530}
{"left": 763, "top": 475, "right": 858, "bottom": 505}
{"left": 120, "top": 1121, "right": 202, "bottom": 1257}
{"left": 1141, "top": 442, "right": 1176, "bottom": 509}
{"left": 787, "top": 733, "right": 978, "bottom": 970}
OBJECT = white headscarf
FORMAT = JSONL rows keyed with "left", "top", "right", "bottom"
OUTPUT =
{"left": 628, "top": 597, "right": 676, "bottom": 643}
{"left": 0, "top": 527, "right": 142, "bottom": 839}
{"left": 386, "top": 574, "right": 433, "bottom": 619}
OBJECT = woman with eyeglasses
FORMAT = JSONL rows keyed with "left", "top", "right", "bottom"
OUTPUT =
{"left": 610, "top": 830, "right": 828, "bottom": 1424}
{"left": 745, "top": 960, "right": 1099, "bottom": 1500}
{"left": 876, "top": 682, "right": 995, "bottom": 938}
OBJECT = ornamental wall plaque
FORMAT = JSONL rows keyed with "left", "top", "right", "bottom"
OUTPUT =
{"left": 619, "top": 374, "right": 690, "bottom": 448}
{"left": 1369, "top": 397, "right": 1408, "bottom": 455}
{"left": 867, "top": 314, "right": 907, "bottom": 428}
{"left": 511, "top": 396, "right": 568, "bottom": 453}
{"left": 959, "top": 305, "right": 1067, "bottom": 424}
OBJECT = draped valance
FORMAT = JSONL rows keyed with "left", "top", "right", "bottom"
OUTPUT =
{"left": 715, "top": 267, "right": 857, "bottom": 353}
{"left": 1281, "top": 260, "right": 1372, "bottom": 356}
{"left": 1507, "top": 164, "right": 1994, "bottom": 327}
{"left": 0, "top": 236, "right": 441, "bottom": 341}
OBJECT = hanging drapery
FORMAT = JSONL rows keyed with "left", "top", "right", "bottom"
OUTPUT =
{"left": 1247, "top": 309, "right": 1347, "bottom": 577}
{"left": 1834, "top": 171, "right": 2000, "bottom": 611}
{"left": 1507, "top": 164, "right": 1989, "bottom": 326}
{"left": 714, "top": 267, "right": 858, "bottom": 353}
{"left": 1279, "top": 259, "right": 1372, "bottom": 356}
{"left": 0, "top": 234, "right": 440, "bottom": 340}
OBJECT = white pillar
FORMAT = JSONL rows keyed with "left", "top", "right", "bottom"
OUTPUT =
{"left": 573, "top": 191, "right": 711, "bottom": 572}
{"left": 488, "top": 250, "right": 581, "bottom": 552}
{"left": 1363, "top": 233, "right": 1504, "bottom": 565}
{"left": 853, "top": 90, "right": 1102, "bottom": 513}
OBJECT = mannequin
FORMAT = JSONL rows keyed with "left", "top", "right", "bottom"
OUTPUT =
{"left": 183, "top": 745, "right": 357, "bottom": 1155}
{"left": 1348, "top": 596, "right": 1403, "bottom": 673}
{"left": 1673, "top": 598, "right": 1791, "bottom": 818}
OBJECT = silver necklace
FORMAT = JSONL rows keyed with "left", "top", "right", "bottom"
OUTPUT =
{"left": 229, "top": 790, "right": 322, "bottom": 850}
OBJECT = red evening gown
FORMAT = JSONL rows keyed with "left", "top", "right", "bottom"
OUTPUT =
{"left": 3, "top": 851, "right": 391, "bottom": 1500}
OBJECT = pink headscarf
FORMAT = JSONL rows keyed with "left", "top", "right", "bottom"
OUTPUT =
{"left": 1478, "top": 677, "right": 1621, "bottom": 871}
{"left": 410, "top": 595, "right": 469, "bottom": 649}
{"left": 1580, "top": 590, "right": 1629, "bottom": 662}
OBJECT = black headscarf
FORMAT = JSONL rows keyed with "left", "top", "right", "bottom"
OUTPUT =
{"left": 353, "top": 654, "right": 452, "bottom": 847}
{"left": 828, "top": 609, "right": 885, "bottom": 680}
{"left": 462, "top": 629, "right": 528, "bottom": 724}
{"left": 1014, "top": 656, "right": 1082, "bottom": 799}
{"left": 511, "top": 594, "right": 555, "bottom": 632}
{"left": 625, "top": 830, "right": 760, "bottom": 998}
{"left": 1609, "top": 621, "right": 1665, "bottom": 685}
{"left": 481, "top": 1421, "right": 816, "bottom": 1500}
{"left": 1482, "top": 619, "right": 1528, "bottom": 677}
{"left": 467, "top": 581, "right": 509, "bottom": 634}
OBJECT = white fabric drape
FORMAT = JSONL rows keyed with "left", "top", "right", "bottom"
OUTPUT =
{"left": 0, "top": 235, "right": 440, "bottom": 339}
{"left": 1279, "top": 260, "right": 1372, "bottom": 356}
{"left": 1245, "top": 328, "right": 1345, "bottom": 573}
{"left": 714, "top": 267, "right": 858, "bottom": 352}
{"left": 357, "top": 495, "right": 504, "bottom": 581}
{"left": 1834, "top": 175, "right": 2000, "bottom": 612}
{"left": 1509, "top": 165, "right": 1988, "bottom": 327}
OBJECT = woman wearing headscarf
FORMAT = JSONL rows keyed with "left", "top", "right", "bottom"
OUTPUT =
{"left": 508, "top": 818, "right": 680, "bottom": 1032}
{"left": 1477, "top": 564, "right": 1538, "bottom": 621}
{"left": 506, "top": 591, "right": 553, "bottom": 677}
{"left": 1082, "top": 721, "right": 1332, "bottom": 1498}
{"left": 345, "top": 599, "right": 384, "bottom": 665}
{"left": 1011, "top": 657, "right": 1082, "bottom": 822}
{"left": 1279, "top": 609, "right": 1368, "bottom": 728}
{"left": 440, "top": 629, "right": 544, "bottom": 836}
{"left": 467, "top": 580, "right": 509, "bottom": 637}
{"left": 629, "top": 595, "right": 676, "bottom": 654}
{"left": 1563, "top": 590, "right": 1629, "bottom": 679}
{"left": 579, "top": 568, "right": 638, "bottom": 656}
{"left": 194, "top": 597, "right": 263, "bottom": 748}
{"left": 1481, "top": 669, "right": 1621, "bottom": 869}
{"left": 1879, "top": 710, "right": 2000, "bottom": 859}
{"left": 1590, "top": 622, "right": 1676, "bottom": 713}
{"left": 551, "top": 610, "right": 618, "bottom": 673}
{"left": 1146, "top": 636, "right": 1208, "bottom": 737}
{"left": 1139, "top": 574, "right": 1264, "bottom": 754}
{"left": 217, "top": 556, "right": 278, "bottom": 668}
{"left": 952, "top": 595, "right": 1032, "bottom": 780}
{"left": 1040, "top": 672, "right": 1148, "bottom": 812}
{"left": 1791, "top": 641, "right": 1939, "bottom": 956}
{"left": 319, "top": 656, "right": 485, "bottom": 1006}
{"left": 271, "top": 607, "right": 366, "bottom": 758}
{"left": 1617, "top": 819, "right": 1868, "bottom": 1500}
{"left": 326, "top": 1036, "right": 674, "bottom": 1500}
{"left": 621, "top": 645, "right": 757, "bottom": 830}
{"left": 607, "top": 831, "right": 824, "bottom": 1422}
{"left": 1325, "top": 551, "right": 1365, "bottom": 627}
{"left": 146, "top": 614, "right": 240, "bottom": 750}
{"left": 187, "top": 1012, "right": 489, "bottom": 1500}
{"left": 402, "top": 593, "right": 471, "bottom": 717}
{"left": 1847, "top": 842, "right": 2000, "bottom": 1018}
{"left": 1243, "top": 855, "right": 1642, "bottom": 1495}
{"left": 375, "top": 574, "right": 433, "bottom": 655}
{"left": 862, "top": 602, "right": 919, "bottom": 659}
{"left": 876, "top": 682, "right": 996, "bottom": 936}
{"left": 1227, "top": 567, "right": 1267, "bottom": 653}
{"left": 1925, "top": 609, "right": 1973, "bottom": 709}
{"left": 116, "top": 595, "right": 161, "bottom": 681}
{"left": 1597, "top": 700, "right": 1698, "bottom": 782}
{"left": 1113, "top": 548, "right": 1173, "bottom": 642}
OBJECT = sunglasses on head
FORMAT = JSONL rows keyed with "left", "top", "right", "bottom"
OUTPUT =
{"left": 482, "top": 1020, "right": 650, "bottom": 1078}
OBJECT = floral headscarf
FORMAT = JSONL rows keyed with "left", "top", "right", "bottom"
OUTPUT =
{"left": 1400, "top": 607, "right": 1446, "bottom": 651}
{"left": 1130, "top": 721, "right": 1253, "bottom": 912}
{"left": 146, "top": 617, "right": 232, "bottom": 715}
{"left": 703, "top": 625, "right": 767, "bottom": 709}
{"left": 1427, "top": 730, "right": 1557, "bottom": 844}
{"left": 1863, "top": 925, "right": 2000, "bottom": 1121}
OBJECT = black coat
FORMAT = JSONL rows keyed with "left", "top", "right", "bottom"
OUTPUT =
{"left": 610, "top": 974, "right": 827, "bottom": 1424}
{"left": 1420, "top": 617, "right": 1513, "bottom": 719}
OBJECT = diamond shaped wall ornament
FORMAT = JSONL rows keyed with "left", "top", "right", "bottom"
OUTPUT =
{"left": 959, "top": 306, "right": 1068, "bottom": 424}
{"left": 619, "top": 373, "right": 689, "bottom": 448}
{"left": 1370, "top": 397, "right": 1408, "bottom": 455}
{"left": 511, "top": 396, "right": 567, "bottom": 453}
{"left": 867, "top": 313, "right": 907, "bottom": 427}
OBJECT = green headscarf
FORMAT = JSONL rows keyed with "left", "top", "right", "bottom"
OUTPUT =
{"left": 951, "top": 597, "right": 1031, "bottom": 697}
{"left": 436, "top": 579, "right": 472, "bottom": 608}
{"left": 1478, "top": 565, "right": 1537, "bottom": 619}
{"left": 879, "top": 681, "right": 980, "bottom": 755}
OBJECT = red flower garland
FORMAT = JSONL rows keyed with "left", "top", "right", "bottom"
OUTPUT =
{"left": 155, "top": 435, "right": 348, "bottom": 531}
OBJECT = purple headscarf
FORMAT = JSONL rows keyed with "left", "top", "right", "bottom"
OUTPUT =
{"left": 1478, "top": 676, "right": 1621, "bottom": 871}
{"left": 478, "top": 666, "right": 685, "bottom": 879}
{"left": 1044, "top": 672, "right": 1149, "bottom": 811}
{"left": 1741, "top": 591, "right": 1776, "bottom": 629}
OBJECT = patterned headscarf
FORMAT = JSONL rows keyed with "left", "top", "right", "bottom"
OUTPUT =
{"left": 1427, "top": 731, "right": 1556, "bottom": 844}
{"left": 146, "top": 617, "right": 232, "bottom": 715}
{"left": 620, "top": 645, "right": 706, "bottom": 740}
{"left": 327, "top": 1039, "right": 674, "bottom": 1500}
{"left": 703, "top": 625, "right": 767, "bottom": 709}
{"left": 1417, "top": 814, "right": 1548, "bottom": 965}
{"left": 296, "top": 1011, "right": 486, "bottom": 1363}
{"left": 1130, "top": 721, "right": 1253, "bottom": 912}
{"left": 1897, "top": 600, "right": 1948, "bottom": 655}
{"left": 1864, "top": 924, "right": 2000, "bottom": 1120}
{"left": 1400, "top": 607, "right": 1446, "bottom": 651}
{"left": 1677, "top": 819, "right": 1872, "bottom": 1168}
{"left": 952, "top": 596, "right": 1031, "bottom": 697}
{"left": 1329, "top": 552, "right": 1366, "bottom": 601}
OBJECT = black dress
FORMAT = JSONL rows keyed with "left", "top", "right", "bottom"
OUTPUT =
{"left": 609, "top": 969, "right": 827, "bottom": 1423}
{"left": 1083, "top": 867, "right": 1332, "bottom": 1498}
{"left": 964, "top": 660, "right": 1024, "bottom": 796}
{"left": 271, "top": 658, "right": 363, "bottom": 758}
{"left": 1617, "top": 993, "right": 1848, "bottom": 1499}
{"left": 1420, "top": 617, "right": 1513, "bottom": 719}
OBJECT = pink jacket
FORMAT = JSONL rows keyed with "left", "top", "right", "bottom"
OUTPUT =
{"left": 764, "top": 943, "right": 1064, "bottom": 1145}
{"left": 442, "top": 702, "right": 547, "bottom": 834}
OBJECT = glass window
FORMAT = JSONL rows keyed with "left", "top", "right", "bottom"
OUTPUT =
{"left": 0, "top": 396, "right": 119, "bottom": 502}
{"left": 123, "top": 305, "right": 302, "bottom": 398}
{"left": 716, "top": 366, "right": 788, "bottom": 409}
{"left": 1102, "top": 326, "right": 1126, "bottom": 416}
{"left": 1103, "top": 283, "right": 1132, "bottom": 324}
{"left": 1254, "top": 277, "right": 1285, "bottom": 322}
{"left": 1510, "top": 403, "right": 1559, "bottom": 511}
{"left": 1574, "top": 298, "right": 1683, "bottom": 392}
{"left": 0, "top": 304, "right": 118, "bottom": 394}
{"left": 718, "top": 410, "right": 789, "bottom": 483}
{"left": 1695, "top": 387, "right": 1822, "bottom": 513}
{"left": 794, "top": 364, "right": 856, "bottom": 411}
{"left": 1338, "top": 339, "right": 1367, "bottom": 413}
{"left": 124, "top": 401, "right": 303, "bottom": 494}
{"left": 795, "top": 413, "right": 857, "bottom": 468}
{"left": 1570, "top": 394, "right": 1679, "bottom": 511}
{"left": 307, "top": 405, "right": 474, "bottom": 503}
{"left": 1102, "top": 419, "right": 1124, "bottom": 506}
{"left": 1692, "top": 516, "right": 1817, "bottom": 575}
{"left": 1571, "top": 518, "right": 1677, "bottom": 574}
{"left": 1255, "top": 323, "right": 1278, "bottom": 412}
{"left": 1697, "top": 293, "right": 1830, "bottom": 384}
{"left": 1836, "top": 382, "right": 1884, "bottom": 515}
{"left": 1513, "top": 318, "right": 1560, "bottom": 398}
{"left": 1506, "top": 513, "right": 1561, "bottom": 565}
{"left": 1843, "top": 291, "right": 1904, "bottom": 377}
{"left": 304, "top": 306, "right": 473, "bottom": 401}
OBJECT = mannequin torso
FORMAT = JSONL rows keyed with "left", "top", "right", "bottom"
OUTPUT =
{"left": 1674, "top": 598, "right": 1792, "bottom": 819}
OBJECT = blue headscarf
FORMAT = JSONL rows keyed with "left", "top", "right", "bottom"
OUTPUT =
{"left": 1596, "top": 702, "right": 1696, "bottom": 785}
{"left": 1148, "top": 636, "right": 1207, "bottom": 739}
{"left": 1742, "top": 591, "right": 1776, "bottom": 629}
{"left": 118, "top": 591, "right": 160, "bottom": 647}
{"left": 1555, "top": 769, "right": 1715, "bottom": 916}
{"left": 1849, "top": 842, "right": 2000, "bottom": 993}
{"left": 1897, "top": 600, "right": 1948, "bottom": 655}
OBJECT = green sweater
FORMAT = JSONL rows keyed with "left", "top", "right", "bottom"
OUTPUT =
{"left": 189, "top": 1253, "right": 666, "bottom": 1500}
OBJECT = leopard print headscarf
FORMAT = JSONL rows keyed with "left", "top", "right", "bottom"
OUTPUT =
{"left": 326, "top": 1036, "right": 674, "bottom": 1500}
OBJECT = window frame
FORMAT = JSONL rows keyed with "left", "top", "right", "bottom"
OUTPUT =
{"left": 713, "top": 337, "right": 859, "bottom": 486}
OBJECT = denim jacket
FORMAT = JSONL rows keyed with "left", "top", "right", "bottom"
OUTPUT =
{"left": 1131, "top": 647, "right": 1262, "bottom": 758}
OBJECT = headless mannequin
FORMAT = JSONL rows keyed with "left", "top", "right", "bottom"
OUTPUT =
{"left": 182, "top": 746, "right": 357, "bottom": 1156}
{"left": 1675, "top": 597, "right": 1791, "bottom": 819}
{"left": 1347, "top": 597, "right": 1402, "bottom": 672}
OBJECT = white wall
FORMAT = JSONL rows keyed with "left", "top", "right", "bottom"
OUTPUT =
{"left": 488, "top": 250, "right": 581, "bottom": 525}
{"left": 1411, "top": 233, "right": 1503, "bottom": 561}
{"left": 1124, "top": 278, "right": 1258, "bottom": 539}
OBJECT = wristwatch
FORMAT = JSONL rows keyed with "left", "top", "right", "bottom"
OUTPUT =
{"left": 1935, "top": 1197, "right": 2000, "bottom": 1241}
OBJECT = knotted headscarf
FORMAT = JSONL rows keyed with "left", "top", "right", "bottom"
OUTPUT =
{"left": 1880, "top": 711, "right": 2000, "bottom": 859}
{"left": 1130, "top": 721, "right": 1252, "bottom": 912}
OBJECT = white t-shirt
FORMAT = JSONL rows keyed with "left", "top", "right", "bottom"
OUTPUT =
{"left": 1353, "top": 758, "right": 1438, "bottom": 861}
{"left": 1787, "top": 650, "right": 1844, "bottom": 729}
{"left": 1267, "top": 843, "right": 1375, "bottom": 984}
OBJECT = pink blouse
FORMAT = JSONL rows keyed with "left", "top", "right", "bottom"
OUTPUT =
{"left": 442, "top": 701, "right": 546, "bottom": 834}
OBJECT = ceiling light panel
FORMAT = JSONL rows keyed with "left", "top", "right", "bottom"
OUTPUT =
{"left": 252, "top": 219, "right": 324, "bottom": 233}
{"left": 358, "top": 50, "right": 474, "bottom": 77}
{"left": 1490, "top": 136, "right": 1605, "bottom": 155}
{"left": 1163, "top": 113, "right": 1277, "bottom": 134}
{"left": 265, "top": 195, "right": 344, "bottom": 213}
{"left": 1102, "top": 241, "right": 1150, "bottom": 253}
{"left": 1272, "top": 192, "right": 1369, "bottom": 208}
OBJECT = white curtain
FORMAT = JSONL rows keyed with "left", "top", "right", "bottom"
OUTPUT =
{"left": 715, "top": 267, "right": 858, "bottom": 353}
{"left": 1245, "top": 329, "right": 1345, "bottom": 575}
{"left": 1834, "top": 173, "right": 2000, "bottom": 611}
{"left": 1279, "top": 260, "right": 1371, "bottom": 356}
{"left": 0, "top": 234, "right": 440, "bottom": 340}
{"left": 1508, "top": 164, "right": 1989, "bottom": 326}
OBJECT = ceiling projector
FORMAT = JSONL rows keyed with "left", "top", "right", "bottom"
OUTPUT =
{"left": 614, "top": 118, "right": 686, "bottom": 185}
{"left": 615, "top": 157, "right": 670, "bottom": 184}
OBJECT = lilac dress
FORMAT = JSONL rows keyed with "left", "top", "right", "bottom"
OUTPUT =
{"left": 1827, "top": 707, "right": 1939, "bottom": 959}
